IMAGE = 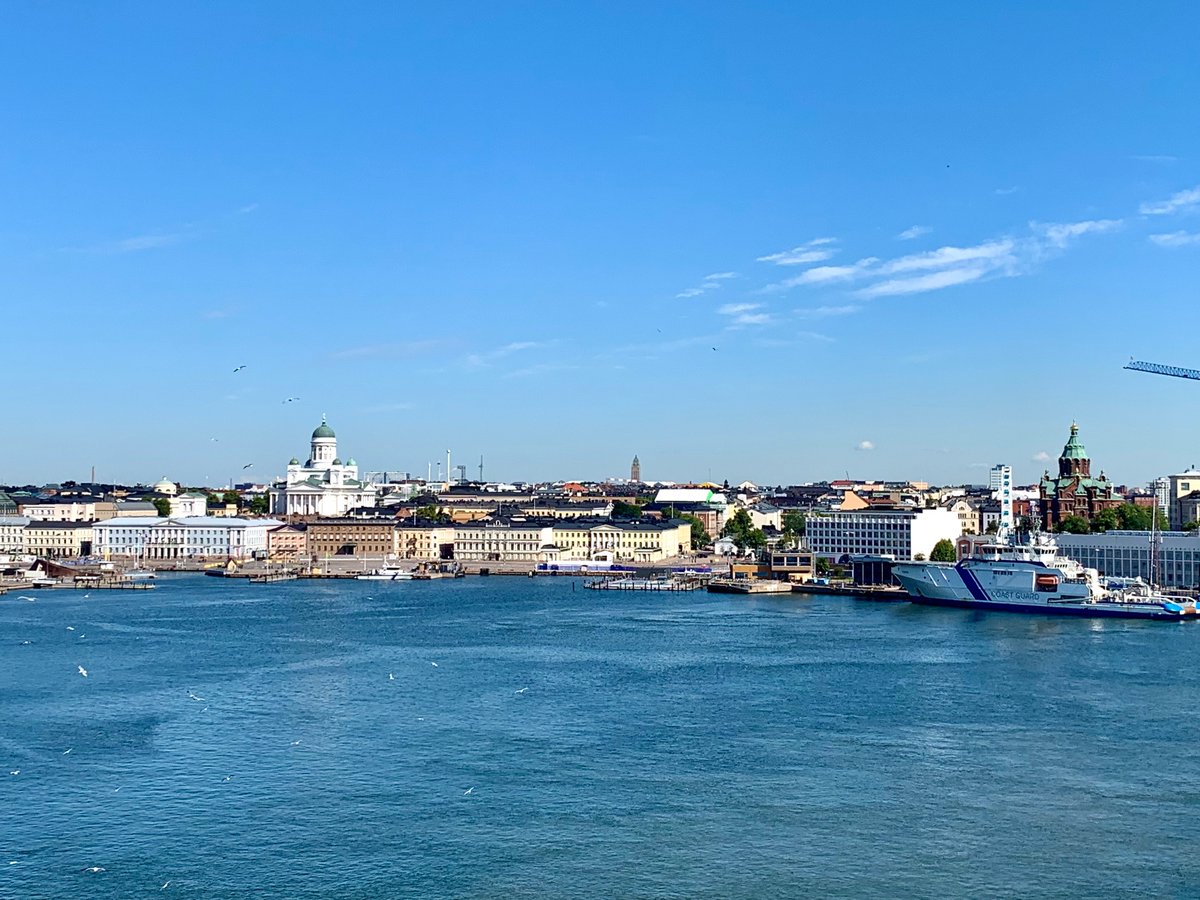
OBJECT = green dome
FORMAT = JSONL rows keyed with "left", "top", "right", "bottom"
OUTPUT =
{"left": 346, "top": 457, "right": 357, "bottom": 466}
{"left": 332, "top": 457, "right": 343, "bottom": 465}
{"left": 289, "top": 457, "right": 300, "bottom": 465}
{"left": 1060, "top": 422, "right": 1089, "bottom": 460}
{"left": 312, "top": 416, "right": 335, "bottom": 439}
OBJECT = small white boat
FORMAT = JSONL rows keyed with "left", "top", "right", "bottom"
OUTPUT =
{"left": 123, "top": 570, "right": 156, "bottom": 581}
{"left": 356, "top": 565, "right": 414, "bottom": 581}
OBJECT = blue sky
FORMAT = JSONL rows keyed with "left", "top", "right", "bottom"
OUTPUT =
{"left": 4, "top": 2, "right": 1200, "bottom": 488}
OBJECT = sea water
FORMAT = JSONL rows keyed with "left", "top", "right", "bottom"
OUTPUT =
{"left": 2, "top": 575, "right": 1199, "bottom": 898}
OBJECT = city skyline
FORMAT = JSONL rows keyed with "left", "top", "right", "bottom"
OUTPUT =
{"left": 5, "top": 4, "right": 1200, "bottom": 485}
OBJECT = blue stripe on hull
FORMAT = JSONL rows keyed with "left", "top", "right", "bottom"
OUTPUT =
{"left": 907, "top": 594, "right": 1185, "bottom": 621}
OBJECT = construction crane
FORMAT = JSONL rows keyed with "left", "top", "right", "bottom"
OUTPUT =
{"left": 1124, "top": 359, "right": 1200, "bottom": 382}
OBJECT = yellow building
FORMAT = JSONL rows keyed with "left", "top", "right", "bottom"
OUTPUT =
{"left": 307, "top": 519, "right": 396, "bottom": 558}
{"left": 24, "top": 521, "right": 94, "bottom": 558}
{"left": 395, "top": 524, "right": 456, "bottom": 560}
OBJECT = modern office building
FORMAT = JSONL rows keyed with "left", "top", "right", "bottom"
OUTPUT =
{"left": 93, "top": 517, "right": 282, "bottom": 560}
{"left": 1055, "top": 530, "right": 1200, "bottom": 589}
{"left": 804, "top": 507, "right": 962, "bottom": 561}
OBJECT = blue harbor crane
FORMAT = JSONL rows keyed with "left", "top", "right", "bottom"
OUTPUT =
{"left": 1124, "top": 358, "right": 1200, "bottom": 382}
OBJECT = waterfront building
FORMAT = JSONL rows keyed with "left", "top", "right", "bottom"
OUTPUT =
{"left": 115, "top": 500, "right": 159, "bottom": 517}
{"left": 266, "top": 523, "right": 307, "bottom": 560}
{"left": 24, "top": 521, "right": 93, "bottom": 558}
{"left": 548, "top": 519, "right": 692, "bottom": 563}
{"left": 306, "top": 518, "right": 396, "bottom": 559}
{"left": 0, "top": 516, "right": 30, "bottom": 554}
{"left": 1166, "top": 468, "right": 1200, "bottom": 530}
{"left": 1151, "top": 477, "right": 1170, "bottom": 517}
{"left": 1055, "top": 530, "right": 1200, "bottom": 589}
{"left": 395, "top": 522, "right": 456, "bottom": 560}
{"left": 169, "top": 492, "right": 208, "bottom": 518}
{"left": 990, "top": 464, "right": 1014, "bottom": 531}
{"left": 269, "top": 418, "right": 376, "bottom": 518}
{"left": 1038, "top": 423, "right": 1121, "bottom": 529}
{"left": 18, "top": 498, "right": 116, "bottom": 522}
{"left": 452, "top": 518, "right": 554, "bottom": 562}
{"left": 804, "top": 507, "right": 962, "bottom": 561}
{"left": 631, "top": 455, "right": 641, "bottom": 482}
{"left": 93, "top": 517, "right": 282, "bottom": 561}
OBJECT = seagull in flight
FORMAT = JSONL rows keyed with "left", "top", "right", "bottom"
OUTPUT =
{"left": 78, "top": 665, "right": 88, "bottom": 678}
{"left": 222, "top": 775, "right": 231, "bottom": 782}
{"left": 290, "top": 740, "right": 301, "bottom": 746}
{"left": 187, "top": 691, "right": 206, "bottom": 702}
{"left": 711, "top": 346, "right": 719, "bottom": 351}
{"left": 63, "top": 748, "right": 72, "bottom": 755}
{"left": 242, "top": 463, "right": 254, "bottom": 469}
{"left": 17, "top": 595, "right": 36, "bottom": 602}
{"left": 82, "top": 593, "right": 90, "bottom": 598}
{"left": 9, "top": 769, "right": 18, "bottom": 776}
{"left": 388, "top": 672, "right": 395, "bottom": 681}
{"left": 514, "top": 687, "right": 527, "bottom": 694}
{"left": 66, "top": 626, "right": 75, "bottom": 631}
{"left": 430, "top": 661, "right": 439, "bottom": 667}
{"left": 161, "top": 881, "right": 171, "bottom": 890}
{"left": 282, "top": 397, "right": 300, "bottom": 404}
{"left": 233, "top": 365, "right": 246, "bottom": 373}
{"left": 463, "top": 787, "right": 474, "bottom": 795}
{"left": 82, "top": 866, "right": 105, "bottom": 873}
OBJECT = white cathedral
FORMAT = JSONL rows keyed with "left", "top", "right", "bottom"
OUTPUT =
{"left": 268, "top": 418, "right": 377, "bottom": 517}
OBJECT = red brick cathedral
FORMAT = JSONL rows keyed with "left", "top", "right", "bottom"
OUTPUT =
{"left": 1038, "top": 423, "right": 1121, "bottom": 529}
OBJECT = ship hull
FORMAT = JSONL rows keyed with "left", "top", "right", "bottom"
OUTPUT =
{"left": 906, "top": 593, "right": 1184, "bottom": 620}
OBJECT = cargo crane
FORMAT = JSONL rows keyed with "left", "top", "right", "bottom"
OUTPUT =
{"left": 1124, "top": 359, "right": 1200, "bottom": 382}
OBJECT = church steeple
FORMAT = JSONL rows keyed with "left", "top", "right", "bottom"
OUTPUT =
{"left": 1058, "top": 422, "right": 1091, "bottom": 477}
{"left": 631, "top": 455, "right": 641, "bottom": 482}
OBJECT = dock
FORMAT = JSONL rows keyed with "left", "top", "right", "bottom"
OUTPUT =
{"left": 585, "top": 576, "right": 703, "bottom": 592}
{"left": 707, "top": 578, "right": 795, "bottom": 595}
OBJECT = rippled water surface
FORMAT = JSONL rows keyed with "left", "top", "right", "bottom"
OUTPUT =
{"left": 3, "top": 575, "right": 1199, "bottom": 898}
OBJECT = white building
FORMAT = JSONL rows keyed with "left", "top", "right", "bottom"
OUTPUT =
{"left": 1166, "top": 468, "right": 1200, "bottom": 530}
{"left": 269, "top": 418, "right": 376, "bottom": 517}
{"left": 1056, "top": 530, "right": 1200, "bottom": 589}
{"left": 169, "top": 492, "right": 208, "bottom": 518}
{"left": 1150, "top": 477, "right": 1170, "bottom": 516}
{"left": 989, "top": 464, "right": 1014, "bottom": 531}
{"left": 93, "top": 516, "right": 282, "bottom": 561}
{"left": 805, "top": 507, "right": 962, "bottom": 561}
{"left": 0, "top": 516, "right": 29, "bottom": 553}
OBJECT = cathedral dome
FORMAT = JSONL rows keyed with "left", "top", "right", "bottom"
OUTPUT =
{"left": 289, "top": 457, "right": 300, "bottom": 465}
{"left": 332, "top": 458, "right": 343, "bottom": 465}
{"left": 312, "top": 420, "right": 336, "bottom": 439}
{"left": 346, "top": 458, "right": 357, "bottom": 466}
{"left": 1060, "top": 423, "right": 1089, "bottom": 460}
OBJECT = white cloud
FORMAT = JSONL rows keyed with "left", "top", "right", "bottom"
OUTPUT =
{"left": 761, "top": 258, "right": 879, "bottom": 292}
{"left": 757, "top": 238, "right": 838, "bottom": 266}
{"left": 717, "top": 302, "right": 761, "bottom": 315}
{"left": 857, "top": 266, "right": 993, "bottom": 298}
{"left": 1149, "top": 231, "right": 1200, "bottom": 248}
{"left": 795, "top": 304, "right": 861, "bottom": 318}
{"left": 897, "top": 225, "right": 931, "bottom": 241}
{"left": 1031, "top": 219, "right": 1121, "bottom": 248}
{"left": 675, "top": 287, "right": 706, "bottom": 298}
{"left": 704, "top": 272, "right": 737, "bottom": 280}
{"left": 1032, "top": 451, "right": 1051, "bottom": 463}
{"left": 464, "top": 340, "right": 546, "bottom": 368}
{"left": 676, "top": 272, "right": 737, "bottom": 298}
{"left": 856, "top": 440, "right": 875, "bottom": 451}
{"left": 880, "top": 239, "right": 1017, "bottom": 275}
{"left": 1140, "top": 185, "right": 1200, "bottom": 216}
{"left": 732, "top": 313, "right": 772, "bottom": 326}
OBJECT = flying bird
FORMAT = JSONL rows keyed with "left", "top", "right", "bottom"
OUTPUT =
{"left": 242, "top": 463, "right": 254, "bottom": 469}
{"left": 78, "top": 665, "right": 88, "bottom": 677}
{"left": 82, "top": 866, "right": 105, "bottom": 874}
{"left": 9, "top": 770, "right": 18, "bottom": 776}
{"left": 66, "top": 626, "right": 75, "bottom": 631}
{"left": 430, "top": 662, "right": 439, "bottom": 667}
{"left": 463, "top": 787, "right": 474, "bottom": 795}
{"left": 17, "top": 595, "right": 35, "bottom": 602}
{"left": 161, "top": 881, "right": 171, "bottom": 890}
{"left": 63, "top": 748, "right": 72, "bottom": 755}
{"left": 82, "top": 593, "right": 90, "bottom": 598}
{"left": 711, "top": 346, "right": 719, "bottom": 351}
{"left": 514, "top": 688, "right": 527, "bottom": 694}
{"left": 187, "top": 691, "right": 205, "bottom": 702}
{"left": 389, "top": 673, "right": 395, "bottom": 681}
{"left": 282, "top": 397, "right": 300, "bottom": 404}
{"left": 233, "top": 365, "right": 246, "bottom": 373}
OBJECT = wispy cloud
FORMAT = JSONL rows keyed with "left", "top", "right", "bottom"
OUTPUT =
{"left": 675, "top": 272, "right": 737, "bottom": 299}
{"left": 1140, "top": 185, "right": 1200, "bottom": 216}
{"left": 717, "top": 302, "right": 761, "bottom": 316}
{"left": 856, "top": 440, "right": 875, "bottom": 451}
{"left": 897, "top": 225, "right": 931, "bottom": 241}
{"left": 1032, "top": 450, "right": 1051, "bottom": 463}
{"left": 879, "top": 239, "right": 1017, "bottom": 275}
{"left": 1150, "top": 231, "right": 1200, "bottom": 248}
{"left": 756, "top": 238, "right": 838, "bottom": 266}
{"left": 465, "top": 340, "right": 547, "bottom": 368}
{"left": 328, "top": 340, "right": 446, "bottom": 361}
{"left": 70, "top": 232, "right": 186, "bottom": 254}
{"left": 755, "top": 331, "right": 836, "bottom": 347}
{"left": 1031, "top": 219, "right": 1121, "bottom": 248}
{"left": 795, "top": 304, "right": 861, "bottom": 318}
{"left": 760, "top": 258, "right": 879, "bottom": 292}
{"left": 731, "top": 312, "right": 772, "bottom": 326}
{"left": 857, "top": 265, "right": 994, "bottom": 298}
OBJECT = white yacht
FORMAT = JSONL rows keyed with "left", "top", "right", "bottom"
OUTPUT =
{"left": 356, "top": 564, "right": 414, "bottom": 582}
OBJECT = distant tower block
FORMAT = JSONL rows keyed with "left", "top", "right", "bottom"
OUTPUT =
{"left": 631, "top": 455, "right": 641, "bottom": 482}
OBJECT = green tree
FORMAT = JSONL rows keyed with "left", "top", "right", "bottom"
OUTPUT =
{"left": 985, "top": 520, "right": 999, "bottom": 534}
{"left": 722, "top": 508, "right": 767, "bottom": 551}
{"left": 781, "top": 511, "right": 806, "bottom": 536}
{"left": 678, "top": 513, "right": 709, "bottom": 549}
{"left": 1058, "top": 515, "right": 1091, "bottom": 534}
{"left": 1092, "top": 507, "right": 1119, "bottom": 533}
{"left": 815, "top": 556, "right": 833, "bottom": 576}
{"left": 413, "top": 503, "right": 449, "bottom": 523}
{"left": 929, "top": 538, "right": 957, "bottom": 562}
{"left": 1184, "top": 521, "right": 1200, "bottom": 532}
{"left": 150, "top": 496, "right": 171, "bottom": 517}
{"left": 247, "top": 494, "right": 270, "bottom": 515}
{"left": 1115, "top": 503, "right": 1166, "bottom": 531}
{"left": 221, "top": 490, "right": 241, "bottom": 507}
{"left": 611, "top": 500, "right": 643, "bottom": 519}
